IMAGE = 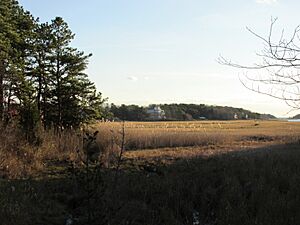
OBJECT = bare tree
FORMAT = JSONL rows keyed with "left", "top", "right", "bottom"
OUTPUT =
{"left": 219, "top": 18, "right": 300, "bottom": 111}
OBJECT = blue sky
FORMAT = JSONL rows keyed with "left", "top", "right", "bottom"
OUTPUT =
{"left": 19, "top": 0, "right": 300, "bottom": 117}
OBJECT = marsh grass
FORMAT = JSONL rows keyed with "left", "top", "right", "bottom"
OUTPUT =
{"left": 108, "top": 142, "right": 300, "bottom": 225}
{"left": 1, "top": 120, "right": 299, "bottom": 179}
{"left": 3, "top": 142, "right": 297, "bottom": 225}
{"left": 93, "top": 120, "right": 300, "bottom": 151}
{"left": 1, "top": 120, "right": 300, "bottom": 224}
{"left": 0, "top": 124, "right": 84, "bottom": 178}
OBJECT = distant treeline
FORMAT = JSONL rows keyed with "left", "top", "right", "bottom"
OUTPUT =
{"left": 109, "top": 103, "right": 276, "bottom": 121}
{"left": 162, "top": 104, "right": 258, "bottom": 120}
{"left": 292, "top": 114, "right": 300, "bottom": 119}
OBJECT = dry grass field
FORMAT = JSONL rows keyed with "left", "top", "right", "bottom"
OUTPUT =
{"left": 92, "top": 120, "right": 300, "bottom": 167}
{"left": 1, "top": 120, "right": 300, "bottom": 225}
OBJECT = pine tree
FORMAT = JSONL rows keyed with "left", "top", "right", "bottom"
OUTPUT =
{"left": 29, "top": 22, "right": 52, "bottom": 128}
{"left": 0, "top": 3, "right": 107, "bottom": 133}
{"left": 0, "top": 0, "right": 18, "bottom": 121}
{"left": 0, "top": 0, "right": 36, "bottom": 124}
{"left": 46, "top": 17, "right": 106, "bottom": 129}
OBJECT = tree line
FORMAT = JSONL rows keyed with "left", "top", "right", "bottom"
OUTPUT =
{"left": 0, "top": 0, "right": 106, "bottom": 137}
{"left": 109, "top": 103, "right": 275, "bottom": 121}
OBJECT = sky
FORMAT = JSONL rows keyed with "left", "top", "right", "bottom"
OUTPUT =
{"left": 18, "top": 0, "right": 300, "bottom": 117}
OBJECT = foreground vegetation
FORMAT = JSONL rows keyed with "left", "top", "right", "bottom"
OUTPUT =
{"left": 1, "top": 120, "right": 300, "bottom": 225}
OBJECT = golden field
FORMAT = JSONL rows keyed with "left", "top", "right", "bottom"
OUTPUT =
{"left": 1, "top": 119, "right": 299, "bottom": 178}
{"left": 1, "top": 120, "right": 300, "bottom": 225}
{"left": 92, "top": 120, "right": 300, "bottom": 166}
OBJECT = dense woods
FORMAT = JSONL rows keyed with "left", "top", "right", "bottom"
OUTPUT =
{"left": 0, "top": 0, "right": 105, "bottom": 136}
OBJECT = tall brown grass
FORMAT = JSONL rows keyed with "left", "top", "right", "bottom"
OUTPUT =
{"left": 93, "top": 120, "right": 300, "bottom": 151}
{"left": 1, "top": 120, "right": 300, "bottom": 224}
{"left": 0, "top": 123, "right": 83, "bottom": 178}
{"left": 1, "top": 120, "right": 300, "bottom": 178}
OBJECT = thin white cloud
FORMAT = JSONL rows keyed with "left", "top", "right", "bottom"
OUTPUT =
{"left": 127, "top": 76, "right": 138, "bottom": 81}
{"left": 256, "top": 0, "right": 277, "bottom": 4}
{"left": 139, "top": 48, "right": 169, "bottom": 53}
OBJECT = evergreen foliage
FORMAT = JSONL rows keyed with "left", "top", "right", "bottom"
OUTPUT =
{"left": 0, "top": 0, "right": 107, "bottom": 135}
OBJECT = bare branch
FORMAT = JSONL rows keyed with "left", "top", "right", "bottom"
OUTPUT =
{"left": 220, "top": 19, "right": 300, "bottom": 110}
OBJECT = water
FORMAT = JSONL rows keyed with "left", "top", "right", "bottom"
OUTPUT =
{"left": 288, "top": 119, "right": 300, "bottom": 122}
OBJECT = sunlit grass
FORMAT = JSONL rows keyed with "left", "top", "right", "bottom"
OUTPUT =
{"left": 1, "top": 120, "right": 300, "bottom": 224}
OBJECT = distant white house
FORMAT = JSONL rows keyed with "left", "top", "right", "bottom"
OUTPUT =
{"left": 147, "top": 106, "right": 165, "bottom": 120}
{"left": 234, "top": 113, "right": 238, "bottom": 119}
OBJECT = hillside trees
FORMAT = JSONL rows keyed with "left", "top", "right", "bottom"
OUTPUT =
{"left": 0, "top": 0, "right": 107, "bottom": 135}
{"left": 109, "top": 103, "right": 263, "bottom": 121}
{"left": 110, "top": 104, "right": 148, "bottom": 121}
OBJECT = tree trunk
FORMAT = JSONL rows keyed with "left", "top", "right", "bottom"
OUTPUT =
{"left": 37, "top": 57, "right": 42, "bottom": 114}
{"left": 42, "top": 80, "right": 47, "bottom": 130}
{"left": 56, "top": 52, "right": 62, "bottom": 131}
{"left": 0, "top": 60, "right": 5, "bottom": 121}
